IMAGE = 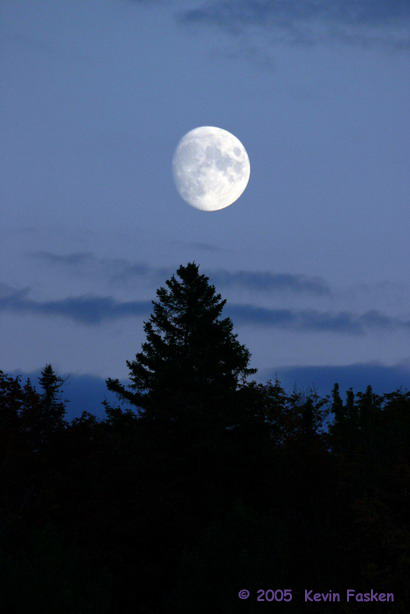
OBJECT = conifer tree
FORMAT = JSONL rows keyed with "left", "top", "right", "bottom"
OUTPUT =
{"left": 38, "top": 364, "right": 66, "bottom": 426}
{"left": 331, "top": 383, "right": 344, "bottom": 424}
{"left": 0, "top": 371, "right": 23, "bottom": 443}
{"left": 20, "top": 365, "right": 66, "bottom": 448}
{"left": 107, "top": 263, "right": 256, "bottom": 426}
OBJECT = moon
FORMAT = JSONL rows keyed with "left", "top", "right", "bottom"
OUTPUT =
{"left": 172, "top": 126, "right": 250, "bottom": 211}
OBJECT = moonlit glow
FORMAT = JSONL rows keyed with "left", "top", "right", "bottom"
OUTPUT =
{"left": 172, "top": 126, "right": 250, "bottom": 211}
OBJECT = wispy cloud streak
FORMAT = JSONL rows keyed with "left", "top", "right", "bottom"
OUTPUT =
{"left": 210, "top": 269, "right": 330, "bottom": 295}
{"left": 0, "top": 287, "right": 151, "bottom": 325}
{"left": 32, "top": 251, "right": 330, "bottom": 296}
{"left": 2, "top": 285, "right": 410, "bottom": 333}
{"left": 228, "top": 303, "right": 410, "bottom": 334}
{"left": 179, "top": 0, "right": 410, "bottom": 48}
{"left": 32, "top": 251, "right": 167, "bottom": 283}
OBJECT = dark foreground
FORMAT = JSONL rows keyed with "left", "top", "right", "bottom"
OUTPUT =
{"left": 1, "top": 368, "right": 409, "bottom": 613}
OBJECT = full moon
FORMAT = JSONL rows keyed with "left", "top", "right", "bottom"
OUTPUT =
{"left": 172, "top": 126, "right": 250, "bottom": 211}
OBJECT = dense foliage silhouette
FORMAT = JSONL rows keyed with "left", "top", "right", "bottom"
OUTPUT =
{"left": 0, "top": 264, "right": 409, "bottom": 612}
{"left": 107, "top": 262, "right": 255, "bottom": 422}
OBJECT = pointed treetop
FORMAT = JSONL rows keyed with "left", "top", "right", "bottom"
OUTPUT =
{"left": 107, "top": 262, "right": 256, "bottom": 422}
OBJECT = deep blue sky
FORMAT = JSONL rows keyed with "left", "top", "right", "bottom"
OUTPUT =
{"left": 1, "top": 0, "right": 410, "bottom": 414}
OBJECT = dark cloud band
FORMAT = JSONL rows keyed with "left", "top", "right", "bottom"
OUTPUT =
{"left": 227, "top": 304, "right": 410, "bottom": 334}
{"left": 0, "top": 287, "right": 151, "bottom": 326}
{"left": 2, "top": 285, "right": 410, "bottom": 333}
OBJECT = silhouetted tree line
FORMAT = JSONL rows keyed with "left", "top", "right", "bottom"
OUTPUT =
{"left": 1, "top": 264, "right": 409, "bottom": 613}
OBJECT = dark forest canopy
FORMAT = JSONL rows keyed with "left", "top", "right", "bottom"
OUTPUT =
{"left": 1, "top": 264, "right": 409, "bottom": 613}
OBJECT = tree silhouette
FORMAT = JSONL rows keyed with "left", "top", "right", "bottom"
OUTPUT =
{"left": 107, "top": 262, "right": 256, "bottom": 430}
{"left": 20, "top": 365, "right": 66, "bottom": 450}
{"left": 0, "top": 371, "right": 22, "bottom": 441}
{"left": 1, "top": 266, "right": 410, "bottom": 611}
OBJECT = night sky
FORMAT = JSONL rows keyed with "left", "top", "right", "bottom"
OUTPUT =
{"left": 1, "top": 0, "right": 410, "bottom": 415}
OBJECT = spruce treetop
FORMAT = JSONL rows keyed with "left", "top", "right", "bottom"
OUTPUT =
{"left": 107, "top": 263, "right": 256, "bottom": 420}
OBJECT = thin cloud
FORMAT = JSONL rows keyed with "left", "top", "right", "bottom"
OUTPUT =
{"left": 179, "top": 0, "right": 410, "bottom": 48}
{"left": 0, "top": 287, "right": 151, "bottom": 325}
{"left": 173, "top": 240, "right": 223, "bottom": 252}
{"left": 227, "top": 304, "right": 410, "bottom": 334}
{"left": 32, "top": 251, "right": 163, "bottom": 283}
{"left": 2, "top": 285, "right": 410, "bottom": 334}
{"left": 34, "top": 251, "right": 94, "bottom": 266}
{"left": 210, "top": 269, "right": 330, "bottom": 296}
{"left": 227, "top": 304, "right": 361, "bottom": 333}
{"left": 32, "top": 251, "right": 330, "bottom": 296}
